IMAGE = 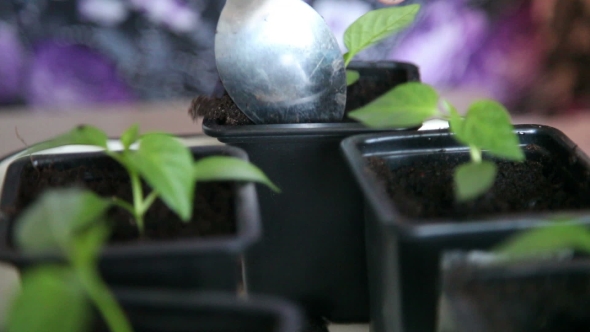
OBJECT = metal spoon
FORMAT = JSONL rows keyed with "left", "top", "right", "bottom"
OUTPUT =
{"left": 214, "top": 0, "right": 346, "bottom": 124}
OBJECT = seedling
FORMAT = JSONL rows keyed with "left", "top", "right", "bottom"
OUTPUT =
{"left": 7, "top": 125, "right": 280, "bottom": 332}
{"left": 348, "top": 83, "right": 524, "bottom": 201}
{"left": 494, "top": 217, "right": 590, "bottom": 262}
{"left": 7, "top": 188, "right": 132, "bottom": 332}
{"left": 336, "top": 4, "right": 524, "bottom": 201}
{"left": 342, "top": 4, "right": 420, "bottom": 85}
{"left": 18, "top": 124, "right": 279, "bottom": 234}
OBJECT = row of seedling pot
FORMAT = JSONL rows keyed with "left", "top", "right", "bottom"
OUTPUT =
{"left": 2, "top": 58, "right": 590, "bottom": 332}
{"left": 3, "top": 4, "right": 590, "bottom": 332}
{"left": 199, "top": 57, "right": 590, "bottom": 332}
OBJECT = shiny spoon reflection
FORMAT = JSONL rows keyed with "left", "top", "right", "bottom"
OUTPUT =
{"left": 215, "top": 0, "right": 346, "bottom": 124}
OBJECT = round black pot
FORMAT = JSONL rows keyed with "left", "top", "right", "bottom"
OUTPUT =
{"left": 0, "top": 145, "right": 261, "bottom": 293}
{"left": 202, "top": 61, "right": 420, "bottom": 321}
{"left": 341, "top": 124, "right": 590, "bottom": 332}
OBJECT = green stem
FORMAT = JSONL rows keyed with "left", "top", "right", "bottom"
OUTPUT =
{"left": 111, "top": 197, "right": 135, "bottom": 216}
{"left": 106, "top": 150, "right": 145, "bottom": 234}
{"left": 470, "top": 145, "right": 482, "bottom": 163}
{"left": 139, "top": 191, "right": 158, "bottom": 216}
{"left": 75, "top": 264, "right": 133, "bottom": 332}
{"left": 343, "top": 53, "right": 353, "bottom": 68}
{"left": 129, "top": 170, "right": 145, "bottom": 234}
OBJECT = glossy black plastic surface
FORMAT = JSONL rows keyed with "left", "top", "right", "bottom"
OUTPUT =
{"left": 107, "top": 290, "right": 302, "bottom": 332}
{"left": 0, "top": 146, "right": 261, "bottom": 292}
{"left": 203, "top": 61, "right": 420, "bottom": 321}
{"left": 440, "top": 252, "right": 590, "bottom": 332}
{"left": 341, "top": 125, "right": 590, "bottom": 332}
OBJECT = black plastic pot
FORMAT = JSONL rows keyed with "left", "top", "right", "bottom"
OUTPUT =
{"left": 340, "top": 125, "right": 590, "bottom": 332}
{"left": 202, "top": 61, "right": 420, "bottom": 321}
{"left": 439, "top": 251, "right": 590, "bottom": 332}
{"left": 0, "top": 145, "right": 261, "bottom": 293}
{"left": 101, "top": 290, "right": 303, "bottom": 332}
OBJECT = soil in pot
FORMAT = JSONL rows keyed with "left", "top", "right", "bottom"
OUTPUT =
{"left": 188, "top": 65, "right": 412, "bottom": 125}
{"left": 366, "top": 144, "right": 590, "bottom": 220}
{"left": 1, "top": 156, "right": 236, "bottom": 244}
{"left": 444, "top": 261, "right": 590, "bottom": 332}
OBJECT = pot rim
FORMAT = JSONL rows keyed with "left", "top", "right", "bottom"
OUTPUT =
{"left": 202, "top": 60, "right": 422, "bottom": 139}
{"left": 340, "top": 124, "right": 590, "bottom": 238}
{"left": 0, "top": 138, "right": 262, "bottom": 265}
{"left": 113, "top": 289, "right": 303, "bottom": 332}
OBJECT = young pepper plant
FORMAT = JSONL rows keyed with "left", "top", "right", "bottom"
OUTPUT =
{"left": 335, "top": 4, "right": 523, "bottom": 200}
{"left": 342, "top": 4, "right": 420, "bottom": 85}
{"left": 348, "top": 82, "right": 525, "bottom": 201}
{"left": 493, "top": 217, "right": 590, "bottom": 262}
{"left": 7, "top": 188, "right": 133, "bottom": 332}
{"left": 19, "top": 124, "right": 279, "bottom": 234}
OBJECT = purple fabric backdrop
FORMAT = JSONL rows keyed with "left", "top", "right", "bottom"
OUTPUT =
{"left": 0, "top": 0, "right": 568, "bottom": 114}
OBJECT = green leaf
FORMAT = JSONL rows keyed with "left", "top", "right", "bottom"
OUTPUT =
{"left": 15, "top": 188, "right": 112, "bottom": 255}
{"left": 7, "top": 266, "right": 91, "bottom": 332}
{"left": 23, "top": 125, "right": 108, "bottom": 155}
{"left": 120, "top": 124, "right": 139, "bottom": 150}
{"left": 444, "top": 100, "right": 464, "bottom": 135}
{"left": 139, "top": 132, "right": 175, "bottom": 139}
{"left": 348, "top": 82, "right": 440, "bottom": 128}
{"left": 70, "top": 221, "right": 111, "bottom": 265}
{"left": 343, "top": 4, "right": 420, "bottom": 66}
{"left": 194, "top": 156, "right": 280, "bottom": 192}
{"left": 494, "top": 224, "right": 590, "bottom": 260}
{"left": 454, "top": 100, "right": 524, "bottom": 161}
{"left": 129, "top": 134, "right": 194, "bottom": 221}
{"left": 454, "top": 161, "right": 497, "bottom": 201}
{"left": 346, "top": 70, "right": 360, "bottom": 86}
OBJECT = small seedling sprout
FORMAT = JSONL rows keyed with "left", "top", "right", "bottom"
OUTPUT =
{"left": 7, "top": 123, "right": 280, "bottom": 332}
{"left": 348, "top": 82, "right": 525, "bottom": 201}
{"left": 341, "top": 4, "right": 524, "bottom": 201}
{"left": 17, "top": 124, "right": 279, "bottom": 234}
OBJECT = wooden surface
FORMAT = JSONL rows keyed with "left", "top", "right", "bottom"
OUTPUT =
{"left": 0, "top": 99, "right": 201, "bottom": 157}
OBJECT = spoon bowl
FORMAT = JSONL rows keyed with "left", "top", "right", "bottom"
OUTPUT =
{"left": 215, "top": 0, "right": 346, "bottom": 124}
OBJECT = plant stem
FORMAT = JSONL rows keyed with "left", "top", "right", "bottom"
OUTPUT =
{"left": 129, "top": 170, "right": 145, "bottom": 234}
{"left": 469, "top": 145, "right": 482, "bottom": 163}
{"left": 105, "top": 150, "right": 149, "bottom": 237}
{"left": 106, "top": 151, "right": 145, "bottom": 234}
{"left": 75, "top": 263, "right": 133, "bottom": 332}
{"left": 140, "top": 191, "right": 158, "bottom": 216}
{"left": 111, "top": 197, "right": 135, "bottom": 216}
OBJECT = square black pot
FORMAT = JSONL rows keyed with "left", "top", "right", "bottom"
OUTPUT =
{"left": 104, "top": 290, "right": 303, "bottom": 332}
{"left": 202, "top": 61, "right": 420, "bottom": 321}
{"left": 340, "top": 125, "right": 590, "bottom": 332}
{"left": 0, "top": 145, "right": 261, "bottom": 293}
{"left": 439, "top": 251, "right": 590, "bottom": 332}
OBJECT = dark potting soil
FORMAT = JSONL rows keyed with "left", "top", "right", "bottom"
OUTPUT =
{"left": 4, "top": 157, "right": 236, "bottom": 244}
{"left": 190, "top": 92, "right": 253, "bottom": 125}
{"left": 445, "top": 264, "right": 590, "bottom": 332}
{"left": 188, "top": 70, "right": 406, "bottom": 125}
{"left": 367, "top": 146, "right": 590, "bottom": 220}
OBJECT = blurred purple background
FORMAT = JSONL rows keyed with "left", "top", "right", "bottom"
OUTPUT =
{"left": 0, "top": 0, "right": 582, "bottom": 115}
{"left": 0, "top": 0, "right": 223, "bottom": 111}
